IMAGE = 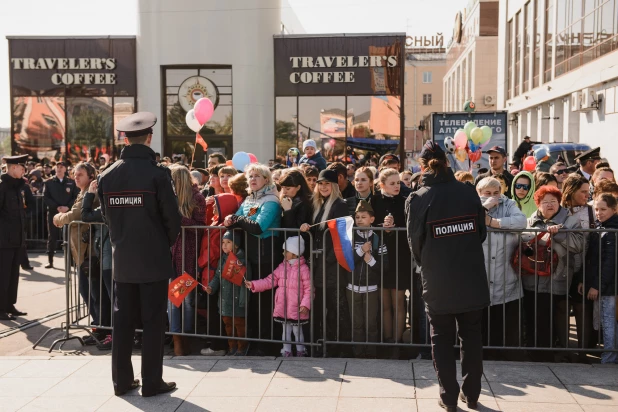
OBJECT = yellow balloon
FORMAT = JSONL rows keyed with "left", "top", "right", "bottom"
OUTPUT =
{"left": 470, "top": 127, "right": 483, "bottom": 144}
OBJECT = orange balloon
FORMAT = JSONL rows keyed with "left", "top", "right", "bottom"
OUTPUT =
{"left": 226, "top": 160, "right": 234, "bottom": 166}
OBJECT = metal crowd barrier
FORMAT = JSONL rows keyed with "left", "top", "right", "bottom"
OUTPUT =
{"left": 33, "top": 222, "right": 618, "bottom": 360}
{"left": 24, "top": 194, "right": 51, "bottom": 249}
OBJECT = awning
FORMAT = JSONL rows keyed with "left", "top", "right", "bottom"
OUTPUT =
{"left": 345, "top": 137, "right": 399, "bottom": 152}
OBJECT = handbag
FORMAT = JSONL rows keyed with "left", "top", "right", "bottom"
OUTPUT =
{"left": 512, "top": 232, "right": 558, "bottom": 277}
{"left": 221, "top": 252, "right": 247, "bottom": 286}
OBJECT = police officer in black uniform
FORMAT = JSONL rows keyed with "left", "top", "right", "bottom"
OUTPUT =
{"left": 0, "top": 155, "right": 30, "bottom": 321}
{"left": 98, "top": 112, "right": 181, "bottom": 397}
{"left": 43, "top": 161, "right": 78, "bottom": 268}
{"left": 406, "top": 142, "right": 490, "bottom": 412}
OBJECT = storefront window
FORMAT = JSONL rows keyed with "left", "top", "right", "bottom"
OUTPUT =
{"left": 163, "top": 66, "right": 233, "bottom": 167}
{"left": 113, "top": 97, "right": 135, "bottom": 145}
{"left": 298, "top": 96, "right": 346, "bottom": 162}
{"left": 66, "top": 97, "right": 113, "bottom": 162}
{"left": 12, "top": 96, "right": 65, "bottom": 160}
{"left": 275, "top": 97, "right": 298, "bottom": 159}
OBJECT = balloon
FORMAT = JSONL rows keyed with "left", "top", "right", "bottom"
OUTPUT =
{"left": 232, "top": 152, "right": 251, "bottom": 171}
{"left": 469, "top": 149, "right": 482, "bottom": 164}
{"left": 444, "top": 136, "right": 456, "bottom": 153}
{"left": 523, "top": 156, "right": 537, "bottom": 171}
{"left": 470, "top": 127, "right": 484, "bottom": 144}
{"left": 248, "top": 153, "right": 258, "bottom": 163}
{"left": 480, "top": 126, "right": 492, "bottom": 144}
{"left": 454, "top": 148, "right": 467, "bottom": 162}
{"left": 468, "top": 142, "right": 479, "bottom": 153}
{"left": 185, "top": 109, "right": 202, "bottom": 133}
{"left": 464, "top": 121, "right": 476, "bottom": 137}
{"left": 454, "top": 129, "right": 468, "bottom": 149}
{"left": 194, "top": 98, "right": 214, "bottom": 124}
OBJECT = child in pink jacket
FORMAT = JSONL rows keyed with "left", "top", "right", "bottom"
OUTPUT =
{"left": 245, "top": 236, "right": 311, "bottom": 357}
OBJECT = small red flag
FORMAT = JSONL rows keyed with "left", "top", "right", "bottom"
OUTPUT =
{"left": 196, "top": 133, "right": 208, "bottom": 151}
{"left": 221, "top": 252, "right": 247, "bottom": 286}
{"left": 168, "top": 273, "right": 199, "bottom": 308}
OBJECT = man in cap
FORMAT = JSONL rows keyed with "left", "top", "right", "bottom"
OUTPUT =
{"left": 534, "top": 147, "right": 555, "bottom": 173}
{"left": 43, "top": 160, "right": 78, "bottom": 268}
{"left": 474, "top": 146, "right": 514, "bottom": 198}
{"left": 513, "top": 135, "right": 540, "bottom": 169}
{"left": 98, "top": 112, "right": 181, "bottom": 397}
{"left": 0, "top": 155, "right": 30, "bottom": 320}
{"left": 574, "top": 147, "right": 601, "bottom": 201}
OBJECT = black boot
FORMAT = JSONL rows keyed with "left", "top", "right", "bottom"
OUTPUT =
{"left": 44, "top": 254, "right": 53, "bottom": 269}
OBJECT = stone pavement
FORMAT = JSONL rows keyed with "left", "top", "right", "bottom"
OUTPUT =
{"left": 0, "top": 356, "right": 617, "bottom": 412}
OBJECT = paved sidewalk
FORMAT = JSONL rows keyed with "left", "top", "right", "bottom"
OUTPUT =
{"left": 0, "top": 357, "right": 617, "bottom": 411}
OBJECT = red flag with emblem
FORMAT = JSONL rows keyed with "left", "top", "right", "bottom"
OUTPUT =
{"left": 168, "top": 273, "right": 199, "bottom": 308}
{"left": 221, "top": 251, "right": 246, "bottom": 286}
{"left": 196, "top": 133, "right": 208, "bottom": 151}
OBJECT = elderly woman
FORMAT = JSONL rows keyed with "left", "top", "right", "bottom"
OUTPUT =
{"left": 224, "top": 163, "right": 282, "bottom": 354}
{"left": 53, "top": 162, "right": 107, "bottom": 344}
{"left": 522, "top": 185, "right": 583, "bottom": 361}
{"left": 477, "top": 177, "right": 527, "bottom": 358}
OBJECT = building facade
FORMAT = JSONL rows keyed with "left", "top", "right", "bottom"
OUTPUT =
{"left": 404, "top": 47, "right": 447, "bottom": 155}
{"left": 497, "top": 0, "right": 618, "bottom": 165}
{"left": 443, "top": 0, "right": 500, "bottom": 113}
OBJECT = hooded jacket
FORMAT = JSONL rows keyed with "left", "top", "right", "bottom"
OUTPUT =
{"left": 198, "top": 193, "right": 239, "bottom": 282}
{"left": 298, "top": 151, "right": 327, "bottom": 171}
{"left": 522, "top": 207, "right": 584, "bottom": 295}
{"left": 482, "top": 195, "right": 527, "bottom": 305}
{"left": 511, "top": 171, "right": 537, "bottom": 218}
{"left": 406, "top": 168, "right": 490, "bottom": 315}
{"left": 585, "top": 214, "right": 618, "bottom": 297}
{"left": 208, "top": 248, "right": 251, "bottom": 317}
{"left": 250, "top": 257, "right": 312, "bottom": 320}
{"left": 230, "top": 184, "right": 282, "bottom": 265}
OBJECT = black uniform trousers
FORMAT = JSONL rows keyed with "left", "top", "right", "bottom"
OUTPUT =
{"left": 112, "top": 280, "right": 167, "bottom": 395}
{"left": 427, "top": 309, "right": 484, "bottom": 406}
{"left": 46, "top": 212, "right": 62, "bottom": 256}
{"left": 0, "top": 248, "right": 21, "bottom": 313}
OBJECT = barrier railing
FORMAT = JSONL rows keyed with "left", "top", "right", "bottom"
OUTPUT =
{"left": 24, "top": 194, "right": 53, "bottom": 250}
{"left": 34, "top": 222, "right": 618, "bottom": 361}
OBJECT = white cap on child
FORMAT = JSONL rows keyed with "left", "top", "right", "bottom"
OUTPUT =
{"left": 283, "top": 236, "right": 305, "bottom": 257}
{"left": 302, "top": 139, "right": 317, "bottom": 151}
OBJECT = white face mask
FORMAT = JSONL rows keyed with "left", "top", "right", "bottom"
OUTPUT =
{"left": 479, "top": 195, "right": 500, "bottom": 207}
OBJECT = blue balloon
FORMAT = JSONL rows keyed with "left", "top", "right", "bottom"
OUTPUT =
{"left": 232, "top": 152, "right": 251, "bottom": 171}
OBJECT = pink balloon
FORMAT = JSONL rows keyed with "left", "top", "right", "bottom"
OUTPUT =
{"left": 248, "top": 153, "right": 257, "bottom": 163}
{"left": 194, "top": 98, "right": 214, "bottom": 125}
{"left": 454, "top": 130, "right": 468, "bottom": 149}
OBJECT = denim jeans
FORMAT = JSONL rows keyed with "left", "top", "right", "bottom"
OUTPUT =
{"left": 600, "top": 295, "right": 618, "bottom": 364}
{"left": 79, "top": 268, "right": 113, "bottom": 327}
{"left": 169, "top": 291, "right": 196, "bottom": 334}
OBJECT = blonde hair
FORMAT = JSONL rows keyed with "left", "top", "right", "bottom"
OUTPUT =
{"left": 378, "top": 168, "right": 399, "bottom": 188}
{"left": 476, "top": 176, "right": 501, "bottom": 192}
{"left": 244, "top": 163, "right": 274, "bottom": 193}
{"left": 169, "top": 164, "right": 196, "bottom": 219}
{"left": 311, "top": 182, "right": 342, "bottom": 229}
{"left": 454, "top": 170, "right": 474, "bottom": 183}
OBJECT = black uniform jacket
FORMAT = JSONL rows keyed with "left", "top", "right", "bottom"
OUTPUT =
{"left": 406, "top": 169, "right": 490, "bottom": 315}
{"left": 43, "top": 176, "right": 78, "bottom": 212}
{"left": 0, "top": 174, "right": 26, "bottom": 249}
{"left": 98, "top": 144, "right": 182, "bottom": 283}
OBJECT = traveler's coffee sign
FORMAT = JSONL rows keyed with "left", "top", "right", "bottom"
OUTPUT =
{"left": 11, "top": 58, "right": 117, "bottom": 85}
{"left": 274, "top": 35, "right": 405, "bottom": 96}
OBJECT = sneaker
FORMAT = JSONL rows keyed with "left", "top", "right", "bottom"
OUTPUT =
{"left": 226, "top": 347, "right": 238, "bottom": 356}
{"left": 296, "top": 350, "right": 308, "bottom": 357}
{"left": 97, "top": 335, "right": 113, "bottom": 350}
{"left": 200, "top": 347, "right": 226, "bottom": 356}
{"left": 282, "top": 351, "right": 293, "bottom": 358}
{"left": 234, "top": 347, "right": 249, "bottom": 356}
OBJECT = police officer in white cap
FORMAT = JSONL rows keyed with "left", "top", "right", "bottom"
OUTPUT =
{"left": 98, "top": 112, "right": 181, "bottom": 397}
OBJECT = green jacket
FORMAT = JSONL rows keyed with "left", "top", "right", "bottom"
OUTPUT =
{"left": 208, "top": 249, "right": 252, "bottom": 317}
{"left": 511, "top": 171, "right": 537, "bottom": 218}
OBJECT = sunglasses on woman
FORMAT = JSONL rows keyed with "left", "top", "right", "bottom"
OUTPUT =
{"left": 514, "top": 183, "right": 530, "bottom": 190}
{"left": 553, "top": 169, "right": 567, "bottom": 175}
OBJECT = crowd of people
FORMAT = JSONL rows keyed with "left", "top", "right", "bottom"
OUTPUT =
{"left": 3, "top": 136, "right": 618, "bottom": 365}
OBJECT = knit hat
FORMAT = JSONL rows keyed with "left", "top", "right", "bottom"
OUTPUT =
{"left": 283, "top": 236, "right": 305, "bottom": 257}
{"left": 222, "top": 230, "right": 243, "bottom": 248}
{"left": 355, "top": 199, "right": 374, "bottom": 215}
{"left": 303, "top": 139, "right": 317, "bottom": 151}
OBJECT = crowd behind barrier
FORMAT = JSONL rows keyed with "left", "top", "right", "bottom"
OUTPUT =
{"left": 33, "top": 221, "right": 618, "bottom": 362}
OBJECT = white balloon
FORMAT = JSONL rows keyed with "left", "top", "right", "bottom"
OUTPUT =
{"left": 185, "top": 109, "right": 202, "bottom": 133}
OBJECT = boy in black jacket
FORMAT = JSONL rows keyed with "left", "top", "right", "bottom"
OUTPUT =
{"left": 347, "top": 200, "right": 387, "bottom": 358}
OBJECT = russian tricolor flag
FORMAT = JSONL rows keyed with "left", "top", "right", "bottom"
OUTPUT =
{"left": 327, "top": 216, "right": 355, "bottom": 272}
